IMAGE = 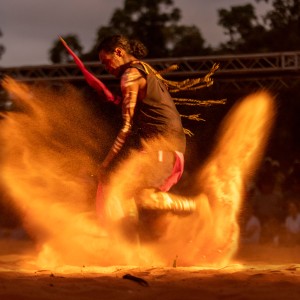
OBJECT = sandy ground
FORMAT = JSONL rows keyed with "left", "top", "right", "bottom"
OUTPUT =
{"left": 1, "top": 238, "right": 300, "bottom": 300}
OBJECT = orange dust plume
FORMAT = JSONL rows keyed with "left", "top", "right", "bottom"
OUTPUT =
{"left": 0, "top": 78, "right": 275, "bottom": 269}
{"left": 0, "top": 78, "right": 122, "bottom": 267}
{"left": 149, "top": 91, "right": 276, "bottom": 266}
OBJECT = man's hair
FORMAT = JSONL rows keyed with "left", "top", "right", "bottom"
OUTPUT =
{"left": 97, "top": 35, "right": 148, "bottom": 59}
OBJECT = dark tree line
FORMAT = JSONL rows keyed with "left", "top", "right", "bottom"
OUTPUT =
{"left": 49, "top": 0, "right": 211, "bottom": 63}
{"left": 46, "top": 0, "right": 300, "bottom": 63}
{"left": 1, "top": 0, "right": 299, "bottom": 62}
{"left": 0, "top": 1, "right": 299, "bottom": 62}
{"left": 217, "top": 0, "right": 300, "bottom": 53}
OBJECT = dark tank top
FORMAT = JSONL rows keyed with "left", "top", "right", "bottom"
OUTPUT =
{"left": 127, "top": 63, "right": 186, "bottom": 153}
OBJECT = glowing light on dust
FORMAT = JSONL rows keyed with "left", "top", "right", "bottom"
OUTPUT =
{"left": 1, "top": 78, "right": 275, "bottom": 269}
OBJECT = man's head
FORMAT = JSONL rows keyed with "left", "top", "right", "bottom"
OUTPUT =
{"left": 98, "top": 35, "right": 148, "bottom": 77}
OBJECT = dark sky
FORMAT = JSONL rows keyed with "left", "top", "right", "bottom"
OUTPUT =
{"left": 0, "top": 0, "right": 270, "bottom": 67}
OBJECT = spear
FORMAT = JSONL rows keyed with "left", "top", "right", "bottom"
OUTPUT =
{"left": 59, "top": 36, "right": 120, "bottom": 104}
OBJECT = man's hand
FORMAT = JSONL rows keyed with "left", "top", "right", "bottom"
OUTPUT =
{"left": 96, "top": 166, "right": 109, "bottom": 184}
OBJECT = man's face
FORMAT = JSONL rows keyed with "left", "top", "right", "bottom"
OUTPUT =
{"left": 99, "top": 49, "right": 123, "bottom": 77}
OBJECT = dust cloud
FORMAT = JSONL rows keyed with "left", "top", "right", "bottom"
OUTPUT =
{"left": 0, "top": 78, "right": 275, "bottom": 269}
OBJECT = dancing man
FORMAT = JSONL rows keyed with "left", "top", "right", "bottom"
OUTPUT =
{"left": 61, "top": 35, "right": 218, "bottom": 238}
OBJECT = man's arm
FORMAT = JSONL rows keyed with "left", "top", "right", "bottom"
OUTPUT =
{"left": 101, "top": 68, "right": 143, "bottom": 169}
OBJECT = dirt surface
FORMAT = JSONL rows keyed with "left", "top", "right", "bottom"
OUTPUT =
{"left": 1, "top": 239, "right": 300, "bottom": 300}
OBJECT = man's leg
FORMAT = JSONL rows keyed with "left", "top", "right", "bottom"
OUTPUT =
{"left": 136, "top": 188, "right": 196, "bottom": 214}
